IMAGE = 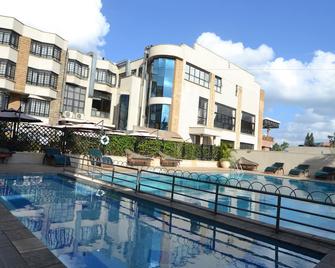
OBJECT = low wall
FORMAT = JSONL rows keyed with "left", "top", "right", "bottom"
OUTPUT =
{"left": 234, "top": 149, "right": 335, "bottom": 176}
{"left": 7, "top": 152, "right": 44, "bottom": 165}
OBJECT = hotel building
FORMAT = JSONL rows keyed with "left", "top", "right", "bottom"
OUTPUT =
{"left": 0, "top": 15, "right": 266, "bottom": 150}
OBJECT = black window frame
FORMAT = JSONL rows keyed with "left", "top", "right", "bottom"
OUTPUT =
{"left": 26, "top": 68, "right": 58, "bottom": 89}
{"left": 241, "top": 111, "right": 256, "bottom": 135}
{"left": 25, "top": 98, "right": 50, "bottom": 117}
{"left": 0, "top": 59, "right": 16, "bottom": 80}
{"left": 62, "top": 83, "right": 86, "bottom": 113}
{"left": 197, "top": 97, "right": 208, "bottom": 125}
{"left": 91, "top": 90, "right": 111, "bottom": 118}
{"left": 215, "top": 76, "right": 222, "bottom": 93}
{"left": 30, "top": 39, "right": 61, "bottom": 62}
{"left": 240, "top": 142, "right": 254, "bottom": 150}
{"left": 214, "top": 103, "right": 236, "bottom": 131}
{"left": 95, "top": 68, "right": 117, "bottom": 87}
{"left": 0, "top": 28, "right": 19, "bottom": 49}
{"left": 67, "top": 59, "right": 89, "bottom": 79}
{"left": 185, "top": 63, "right": 210, "bottom": 88}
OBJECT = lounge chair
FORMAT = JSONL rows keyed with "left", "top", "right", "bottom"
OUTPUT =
{"left": 0, "top": 147, "right": 14, "bottom": 163}
{"left": 88, "top": 148, "right": 113, "bottom": 167}
{"left": 288, "top": 164, "right": 310, "bottom": 177}
{"left": 125, "top": 149, "right": 152, "bottom": 166}
{"left": 314, "top": 166, "right": 335, "bottom": 180}
{"left": 264, "top": 162, "right": 284, "bottom": 174}
{"left": 43, "top": 148, "right": 71, "bottom": 166}
{"left": 236, "top": 157, "right": 258, "bottom": 171}
{"left": 159, "top": 152, "right": 181, "bottom": 167}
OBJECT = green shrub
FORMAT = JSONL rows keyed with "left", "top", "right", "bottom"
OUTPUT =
{"left": 105, "top": 135, "right": 137, "bottom": 156}
{"left": 136, "top": 139, "right": 162, "bottom": 156}
{"left": 162, "top": 141, "right": 183, "bottom": 158}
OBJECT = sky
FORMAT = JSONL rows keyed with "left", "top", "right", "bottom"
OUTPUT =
{"left": 1, "top": 0, "right": 335, "bottom": 145}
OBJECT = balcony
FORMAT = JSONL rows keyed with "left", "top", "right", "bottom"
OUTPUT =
{"left": 262, "top": 135, "right": 274, "bottom": 150}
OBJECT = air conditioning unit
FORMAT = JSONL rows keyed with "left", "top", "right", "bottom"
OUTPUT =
{"left": 62, "top": 111, "right": 73, "bottom": 118}
{"left": 75, "top": 113, "right": 85, "bottom": 120}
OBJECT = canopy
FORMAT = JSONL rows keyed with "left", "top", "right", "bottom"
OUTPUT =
{"left": 0, "top": 109, "right": 42, "bottom": 123}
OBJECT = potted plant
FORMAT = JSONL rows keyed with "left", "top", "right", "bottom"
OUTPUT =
{"left": 219, "top": 143, "right": 234, "bottom": 169}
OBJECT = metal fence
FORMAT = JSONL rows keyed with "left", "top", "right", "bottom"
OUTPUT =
{"left": 65, "top": 155, "right": 335, "bottom": 241}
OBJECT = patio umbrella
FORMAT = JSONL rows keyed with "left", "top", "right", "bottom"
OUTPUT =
{"left": 0, "top": 109, "right": 42, "bottom": 123}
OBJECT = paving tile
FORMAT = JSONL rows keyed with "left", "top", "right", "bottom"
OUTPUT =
{"left": 22, "top": 249, "right": 60, "bottom": 268}
{"left": 0, "top": 245, "right": 28, "bottom": 268}
{"left": 0, "top": 213, "right": 17, "bottom": 222}
{"left": 0, "top": 232, "right": 12, "bottom": 248}
{"left": 12, "top": 237, "right": 45, "bottom": 253}
{"left": 4, "top": 228, "right": 34, "bottom": 241}
{"left": 46, "top": 262, "right": 67, "bottom": 268}
{"left": 0, "top": 219, "right": 25, "bottom": 231}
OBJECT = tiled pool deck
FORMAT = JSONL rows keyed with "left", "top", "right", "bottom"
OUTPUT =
{"left": 0, "top": 163, "right": 335, "bottom": 267}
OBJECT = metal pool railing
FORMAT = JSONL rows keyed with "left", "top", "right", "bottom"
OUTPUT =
{"left": 64, "top": 155, "right": 335, "bottom": 239}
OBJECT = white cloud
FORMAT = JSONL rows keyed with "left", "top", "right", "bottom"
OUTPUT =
{"left": 196, "top": 32, "right": 335, "bottom": 144}
{"left": 0, "top": 0, "right": 110, "bottom": 53}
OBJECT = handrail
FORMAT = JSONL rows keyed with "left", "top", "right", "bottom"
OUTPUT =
{"left": 64, "top": 154, "right": 335, "bottom": 239}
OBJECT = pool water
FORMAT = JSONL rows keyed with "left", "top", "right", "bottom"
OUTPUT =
{"left": 93, "top": 170, "right": 335, "bottom": 240}
{"left": 0, "top": 174, "right": 320, "bottom": 268}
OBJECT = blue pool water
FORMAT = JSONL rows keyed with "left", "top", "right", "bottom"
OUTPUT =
{"left": 0, "top": 173, "right": 320, "bottom": 268}
{"left": 93, "top": 169, "right": 335, "bottom": 240}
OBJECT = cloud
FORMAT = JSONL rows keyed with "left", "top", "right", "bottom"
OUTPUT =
{"left": 0, "top": 0, "right": 110, "bottom": 53}
{"left": 196, "top": 32, "right": 335, "bottom": 144}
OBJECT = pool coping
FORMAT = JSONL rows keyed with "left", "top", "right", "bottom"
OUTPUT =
{"left": 62, "top": 170, "right": 335, "bottom": 268}
{"left": 0, "top": 202, "right": 66, "bottom": 268}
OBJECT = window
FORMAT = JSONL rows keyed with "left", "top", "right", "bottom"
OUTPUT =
{"left": 214, "top": 103, "right": 236, "bottom": 130}
{"left": 30, "top": 40, "right": 61, "bottom": 61}
{"left": 67, "top": 59, "right": 89, "bottom": 79}
{"left": 118, "top": 95, "right": 129, "bottom": 130}
{"left": 185, "top": 63, "right": 210, "bottom": 88}
{"left": 197, "top": 97, "right": 208, "bottom": 125}
{"left": 96, "top": 69, "right": 116, "bottom": 87}
{"left": 118, "top": 72, "right": 126, "bottom": 87}
{"left": 138, "top": 66, "right": 143, "bottom": 77}
{"left": 63, "top": 83, "right": 86, "bottom": 113}
{"left": 91, "top": 90, "right": 111, "bottom": 118}
{"left": 240, "top": 142, "right": 254, "bottom": 150}
{"left": 25, "top": 98, "right": 50, "bottom": 117}
{"left": 148, "top": 104, "right": 170, "bottom": 130}
{"left": 26, "top": 68, "right": 58, "bottom": 89}
{"left": 241, "top": 112, "right": 255, "bottom": 135}
{"left": 0, "top": 91, "right": 9, "bottom": 110}
{"left": 0, "top": 28, "right": 19, "bottom": 48}
{"left": 215, "top": 76, "right": 222, "bottom": 93}
{"left": 131, "top": 69, "right": 137, "bottom": 75}
{"left": 149, "top": 58, "right": 175, "bottom": 98}
{"left": 0, "top": 59, "right": 15, "bottom": 79}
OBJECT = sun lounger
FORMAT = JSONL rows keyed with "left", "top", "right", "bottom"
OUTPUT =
{"left": 236, "top": 157, "right": 258, "bottom": 171}
{"left": 43, "top": 148, "right": 71, "bottom": 166}
{"left": 88, "top": 148, "right": 113, "bottom": 167}
{"left": 159, "top": 152, "right": 181, "bottom": 167}
{"left": 288, "top": 164, "right": 310, "bottom": 177}
{"left": 125, "top": 149, "right": 152, "bottom": 166}
{"left": 314, "top": 166, "right": 335, "bottom": 180}
{"left": 0, "top": 147, "right": 14, "bottom": 163}
{"left": 264, "top": 162, "right": 284, "bottom": 174}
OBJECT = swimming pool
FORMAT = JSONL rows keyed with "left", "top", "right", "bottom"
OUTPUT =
{"left": 86, "top": 168, "right": 335, "bottom": 240}
{"left": 0, "top": 173, "right": 321, "bottom": 268}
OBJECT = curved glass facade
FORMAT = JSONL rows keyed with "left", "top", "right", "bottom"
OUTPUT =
{"left": 149, "top": 58, "right": 175, "bottom": 98}
{"left": 148, "top": 104, "right": 170, "bottom": 130}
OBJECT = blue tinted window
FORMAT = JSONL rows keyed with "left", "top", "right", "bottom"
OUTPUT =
{"left": 148, "top": 104, "right": 170, "bottom": 130}
{"left": 150, "top": 58, "right": 175, "bottom": 98}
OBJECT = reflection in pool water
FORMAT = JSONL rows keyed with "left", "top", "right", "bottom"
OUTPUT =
{"left": 0, "top": 174, "right": 320, "bottom": 268}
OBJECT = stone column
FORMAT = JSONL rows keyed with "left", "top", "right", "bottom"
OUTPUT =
{"left": 207, "top": 73, "right": 215, "bottom": 128}
{"left": 257, "top": 89, "right": 265, "bottom": 150}
{"left": 235, "top": 85, "right": 243, "bottom": 149}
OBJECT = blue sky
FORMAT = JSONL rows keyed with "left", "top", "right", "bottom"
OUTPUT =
{"left": 2, "top": 0, "right": 334, "bottom": 145}
{"left": 101, "top": 0, "right": 335, "bottom": 145}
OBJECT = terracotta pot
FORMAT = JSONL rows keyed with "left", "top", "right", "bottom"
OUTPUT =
{"left": 219, "top": 160, "right": 230, "bottom": 169}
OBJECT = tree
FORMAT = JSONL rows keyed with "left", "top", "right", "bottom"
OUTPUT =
{"left": 272, "top": 141, "right": 289, "bottom": 151}
{"left": 328, "top": 133, "right": 335, "bottom": 147}
{"left": 304, "top": 132, "right": 315, "bottom": 146}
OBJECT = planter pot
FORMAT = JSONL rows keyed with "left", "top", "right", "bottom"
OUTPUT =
{"left": 219, "top": 160, "right": 230, "bottom": 169}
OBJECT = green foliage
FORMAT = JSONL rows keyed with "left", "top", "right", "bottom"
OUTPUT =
{"left": 219, "top": 143, "right": 234, "bottom": 161}
{"left": 182, "top": 143, "right": 200, "bottom": 160}
{"left": 105, "top": 135, "right": 136, "bottom": 156}
{"left": 272, "top": 141, "right": 289, "bottom": 151}
{"left": 304, "top": 132, "right": 315, "bottom": 146}
{"left": 136, "top": 139, "right": 162, "bottom": 156}
{"left": 161, "top": 141, "right": 183, "bottom": 158}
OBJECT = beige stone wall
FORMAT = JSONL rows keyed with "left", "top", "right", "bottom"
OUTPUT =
{"left": 49, "top": 50, "right": 67, "bottom": 125}
{"left": 234, "top": 149, "right": 335, "bottom": 177}
{"left": 14, "top": 36, "right": 31, "bottom": 93}
{"left": 235, "top": 85, "right": 243, "bottom": 149}
{"left": 257, "top": 89, "right": 265, "bottom": 150}
{"left": 207, "top": 73, "right": 215, "bottom": 128}
{"left": 169, "top": 58, "right": 183, "bottom": 132}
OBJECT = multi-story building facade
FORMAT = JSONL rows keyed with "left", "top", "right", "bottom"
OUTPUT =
{"left": 0, "top": 15, "right": 265, "bottom": 150}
